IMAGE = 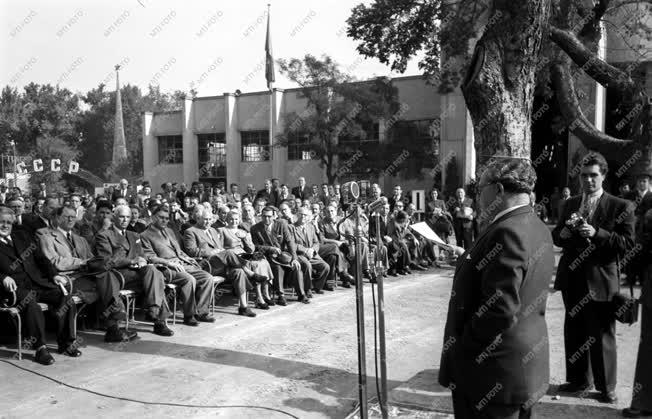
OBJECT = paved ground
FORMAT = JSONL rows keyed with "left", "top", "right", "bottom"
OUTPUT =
{"left": 0, "top": 255, "right": 642, "bottom": 419}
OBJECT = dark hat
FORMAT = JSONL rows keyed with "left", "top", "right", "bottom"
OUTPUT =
{"left": 271, "top": 251, "right": 293, "bottom": 268}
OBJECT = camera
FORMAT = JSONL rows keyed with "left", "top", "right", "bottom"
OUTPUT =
{"left": 565, "top": 212, "right": 586, "bottom": 231}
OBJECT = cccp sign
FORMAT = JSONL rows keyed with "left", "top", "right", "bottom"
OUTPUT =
{"left": 15, "top": 159, "right": 79, "bottom": 174}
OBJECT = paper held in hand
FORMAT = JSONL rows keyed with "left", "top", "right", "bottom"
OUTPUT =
{"left": 409, "top": 222, "right": 449, "bottom": 247}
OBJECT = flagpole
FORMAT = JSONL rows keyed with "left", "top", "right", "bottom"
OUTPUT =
{"left": 267, "top": 3, "right": 274, "bottom": 158}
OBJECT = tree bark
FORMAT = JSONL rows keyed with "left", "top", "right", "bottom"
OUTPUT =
{"left": 461, "top": 0, "right": 550, "bottom": 168}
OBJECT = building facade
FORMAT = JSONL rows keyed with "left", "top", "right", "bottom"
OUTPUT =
{"left": 142, "top": 75, "right": 476, "bottom": 193}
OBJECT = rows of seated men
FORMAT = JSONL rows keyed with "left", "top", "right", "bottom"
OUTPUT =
{"left": 1, "top": 180, "right": 444, "bottom": 365}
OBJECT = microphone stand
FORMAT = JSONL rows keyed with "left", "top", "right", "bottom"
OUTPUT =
{"left": 373, "top": 210, "right": 388, "bottom": 419}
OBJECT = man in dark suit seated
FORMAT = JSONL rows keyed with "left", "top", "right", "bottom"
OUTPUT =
{"left": 250, "top": 206, "right": 309, "bottom": 305}
{"left": 293, "top": 207, "right": 330, "bottom": 294}
{"left": 94, "top": 205, "right": 173, "bottom": 336}
{"left": 0, "top": 207, "right": 81, "bottom": 365}
{"left": 370, "top": 203, "right": 408, "bottom": 276}
{"left": 440, "top": 158, "right": 554, "bottom": 418}
{"left": 552, "top": 151, "right": 636, "bottom": 404}
{"left": 76, "top": 200, "right": 113, "bottom": 248}
{"left": 140, "top": 205, "right": 215, "bottom": 326}
{"left": 291, "top": 177, "right": 310, "bottom": 201}
{"left": 37, "top": 206, "right": 137, "bottom": 342}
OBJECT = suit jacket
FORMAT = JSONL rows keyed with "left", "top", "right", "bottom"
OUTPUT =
{"left": 291, "top": 186, "right": 310, "bottom": 201}
{"left": 0, "top": 230, "right": 57, "bottom": 293}
{"left": 94, "top": 226, "right": 144, "bottom": 269}
{"left": 387, "top": 220, "right": 415, "bottom": 244}
{"left": 552, "top": 192, "right": 635, "bottom": 301}
{"left": 21, "top": 214, "right": 49, "bottom": 235}
{"left": 439, "top": 205, "right": 553, "bottom": 406}
{"left": 250, "top": 220, "right": 297, "bottom": 259}
{"left": 449, "top": 197, "right": 476, "bottom": 229}
{"left": 211, "top": 218, "right": 227, "bottom": 230}
{"left": 183, "top": 226, "right": 224, "bottom": 258}
{"left": 225, "top": 192, "right": 241, "bottom": 204}
{"left": 140, "top": 225, "right": 197, "bottom": 266}
{"left": 111, "top": 189, "right": 134, "bottom": 202}
{"left": 36, "top": 227, "right": 94, "bottom": 273}
{"left": 255, "top": 189, "right": 274, "bottom": 205}
{"left": 369, "top": 214, "right": 390, "bottom": 244}
{"left": 293, "top": 223, "right": 321, "bottom": 257}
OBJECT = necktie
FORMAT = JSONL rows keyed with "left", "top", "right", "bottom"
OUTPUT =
{"left": 66, "top": 232, "right": 78, "bottom": 256}
{"left": 2, "top": 236, "right": 12, "bottom": 246}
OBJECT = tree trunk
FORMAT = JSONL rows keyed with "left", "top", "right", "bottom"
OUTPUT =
{"left": 461, "top": 0, "right": 550, "bottom": 170}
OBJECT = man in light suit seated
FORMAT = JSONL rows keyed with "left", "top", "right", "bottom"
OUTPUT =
{"left": 139, "top": 205, "right": 216, "bottom": 326}
{"left": 293, "top": 207, "right": 330, "bottom": 295}
{"left": 183, "top": 206, "right": 267, "bottom": 317}
{"left": 37, "top": 206, "right": 137, "bottom": 342}
{"left": 94, "top": 205, "right": 173, "bottom": 336}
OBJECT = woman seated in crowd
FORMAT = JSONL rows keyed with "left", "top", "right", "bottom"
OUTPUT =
{"left": 219, "top": 210, "right": 275, "bottom": 309}
{"left": 319, "top": 204, "right": 359, "bottom": 286}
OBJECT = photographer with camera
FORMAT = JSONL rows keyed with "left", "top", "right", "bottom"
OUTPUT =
{"left": 552, "top": 152, "right": 636, "bottom": 404}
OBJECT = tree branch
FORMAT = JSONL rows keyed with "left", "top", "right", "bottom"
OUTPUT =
{"left": 550, "top": 62, "right": 633, "bottom": 155}
{"left": 578, "top": 0, "right": 610, "bottom": 43}
{"left": 549, "top": 26, "right": 637, "bottom": 92}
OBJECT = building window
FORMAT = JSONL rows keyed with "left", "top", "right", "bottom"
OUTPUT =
{"left": 198, "top": 133, "right": 226, "bottom": 178}
{"left": 158, "top": 135, "right": 183, "bottom": 164}
{"left": 288, "top": 134, "right": 317, "bottom": 161}
{"left": 241, "top": 130, "right": 271, "bottom": 162}
{"left": 392, "top": 119, "right": 440, "bottom": 156}
{"left": 339, "top": 122, "right": 380, "bottom": 145}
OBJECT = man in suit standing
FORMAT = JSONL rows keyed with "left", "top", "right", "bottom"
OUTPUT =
{"left": 552, "top": 152, "right": 635, "bottom": 403}
{"left": 111, "top": 179, "right": 132, "bottom": 202}
{"left": 292, "top": 177, "right": 310, "bottom": 201}
{"left": 256, "top": 179, "right": 275, "bottom": 206}
{"left": 140, "top": 205, "right": 215, "bottom": 326}
{"left": 94, "top": 205, "right": 173, "bottom": 336}
{"left": 293, "top": 207, "right": 330, "bottom": 294}
{"left": 449, "top": 188, "right": 476, "bottom": 249}
{"left": 225, "top": 183, "right": 242, "bottom": 204}
{"left": 250, "top": 206, "right": 309, "bottom": 305}
{"left": 0, "top": 207, "right": 81, "bottom": 365}
{"left": 37, "top": 206, "right": 137, "bottom": 342}
{"left": 440, "top": 158, "right": 554, "bottom": 418}
{"left": 34, "top": 182, "right": 48, "bottom": 200}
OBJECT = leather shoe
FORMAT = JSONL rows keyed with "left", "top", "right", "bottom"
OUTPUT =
{"left": 276, "top": 296, "right": 288, "bottom": 306}
{"left": 558, "top": 382, "right": 593, "bottom": 393}
{"left": 306, "top": 291, "right": 314, "bottom": 298}
{"left": 298, "top": 295, "right": 311, "bottom": 304}
{"left": 340, "top": 272, "right": 355, "bottom": 283}
{"left": 195, "top": 313, "right": 216, "bottom": 323}
{"left": 342, "top": 281, "right": 352, "bottom": 288}
{"left": 35, "top": 347, "right": 55, "bottom": 365}
{"left": 312, "top": 289, "right": 323, "bottom": 295}
{"left": 104, "top": 326, "right": 138, "bottom": 342}
{"left": 183, "top": 316, "right": 199, "bottom": 326}
{"left": 263, "top": 297, "right": 276, "bottom": 306}
{"left": 57, "top": 343, "right": 82, "bottom": 357}
{"left": 623, "top": 408, "right": 652, "bottom": 418}
{"left": 238, "top": 307, "right": 256, "bottom": 317}
{"left": 398, "top": 269, "right": 409, "bottom": 275}
{"left": 600, "top": 391, "right": 617, "bottom": 404}
{"left": 323, "top": 286, "right": 334, "bottom": 291}
{"left": 410, "top": 263, "right": 427, "bottom": 271}
{"left": 387, "top": 269, "right": 397, "bottom": 277}
{"left": 153, "top": 321, "right": 174, "bottom": 337}
{"left": 255, "top": 301, "right": 270, "bottom": 310}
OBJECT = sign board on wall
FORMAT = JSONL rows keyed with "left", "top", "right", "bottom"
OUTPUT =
{"left": 412, "top": 190, "right": 426, "bottom": 212}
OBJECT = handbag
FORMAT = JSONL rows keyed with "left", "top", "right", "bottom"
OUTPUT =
{"left": 613, "top": 255, "right": 639, "bottom": 325}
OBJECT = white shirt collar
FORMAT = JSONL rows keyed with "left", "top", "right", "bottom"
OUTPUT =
{"left": 58, "top": 227, "right": 72, "bottom": 237}
{"left": 582, "top": 188, "right": 604, "bottom": 203}
{"left": 492, "top": 203, "right": 531, "bottom": 224}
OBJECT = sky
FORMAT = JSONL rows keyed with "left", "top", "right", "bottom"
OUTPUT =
{"left": 1, "top": 0, "right": 422, "bottom": 97}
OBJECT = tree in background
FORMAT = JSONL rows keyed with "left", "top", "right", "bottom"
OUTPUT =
{"left": 276, "top": 54, "right": 438, "bottom": 183}
{"left": 347, "top": 0, "right": 651, "bottom": 179}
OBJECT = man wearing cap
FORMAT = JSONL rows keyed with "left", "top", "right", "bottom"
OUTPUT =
{"left": 440, "top": 158, "right": 554, "bottom": 418}
{"left": 250, "top": 206, "right": 310, "bottom": 305}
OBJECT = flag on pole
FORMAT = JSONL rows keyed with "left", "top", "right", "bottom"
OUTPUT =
{"left": 265, "top": 4, "right": 275, "bottom": 90}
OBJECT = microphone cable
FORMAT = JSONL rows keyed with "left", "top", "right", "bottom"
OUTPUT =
{"left": 0, "top": 358, "right": 300, "bottom": 418}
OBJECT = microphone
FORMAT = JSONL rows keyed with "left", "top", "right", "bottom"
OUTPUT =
{"left": 366, "top": 198, "right": 385, "bottom": 213}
